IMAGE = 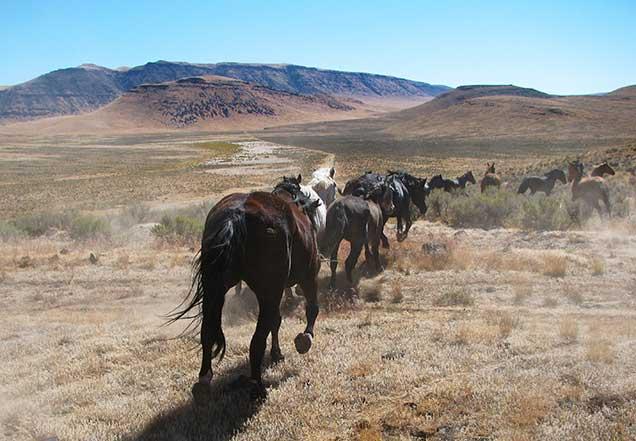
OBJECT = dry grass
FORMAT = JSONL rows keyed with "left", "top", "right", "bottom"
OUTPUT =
{"left": 559, "top": 317, "right": 579, "bottom": 343}
{"left": 433, "top": 289, "right": 475, "bottom": 307}
{"left": 543, "top": 254, "right": 567, "bottom": 278}
{"left": 586, "top": 339, "right": 615, "bottom": 364}
{"left": 590, "top": 257, "right": 606, "bottom": 276}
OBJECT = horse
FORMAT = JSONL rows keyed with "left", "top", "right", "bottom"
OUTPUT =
{"left": 429, "top": 171, "right": 475, "bottom": 193}
{"left": 342, "top": 171, "right": 393, "bottom": 247}
{"left": 320, "top": 182, "right": 394, "bottom": 290}
{"left": 170, "top": 178, "right": 322, "bottom": 401}
{"left": 517, "top": 169, "right": 567, "bottom": 195}
{"left": 568, "top": 161, "right": 611, "bottom": 217}
{"left": 385, "top": 170, "right": 429, "bottom": 241}
{"left": 591, "top": 161, "right": 616, "bottom": 178}
{"left": 234, "top": 174, "right": 326, "bottom": 298}
{"left": 480, "top": 162, "right": 502, "bottom": 193}
{"left": 342, "top": 171, "right": 385, "bottom": 197}
{"left": 308, "top": 167, "right": 339, "bottom": 207}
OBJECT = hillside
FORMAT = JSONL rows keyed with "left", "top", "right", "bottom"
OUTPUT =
{"left": 0, "top": 76, "right": 370, "bottom": 134}
{"left": 258, "top": 84, "right": 636, "bottom": 160}
{"left": 0, "top": 61, "right": 450, "bottom": 122}
{"left": 384, "top": 84, "right": 636, "bottom": 139}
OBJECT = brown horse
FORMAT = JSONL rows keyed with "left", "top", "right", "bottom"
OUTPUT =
{"left": 170, "top": 179, "right": 321, "bottom": 401}
{"left": 480, "top": 162, "right": 501, "bottom": 193}
{"left": 591, "top": 161, "right": 616, "bottom": 178}
{"left": 320, "top": 183, "right": 393, "bottom": 290}
{"left": 568, "top": 161, "right": 611, "bottom": 217}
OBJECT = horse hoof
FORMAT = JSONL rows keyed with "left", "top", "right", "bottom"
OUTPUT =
{"left": 294, "top": 332, "right": 313, "bottom": 354}
{"left": 271, "top": 351, "right": 285, "bottom": 364}
{"left": 192, "top": 382, "right": 212, "bottom": 406}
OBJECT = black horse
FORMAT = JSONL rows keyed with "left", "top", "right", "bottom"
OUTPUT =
{"left": 321, "top": 182, "right": 394, "bottom": 290}
{"left": 385, "top": 171, "right": 429, "bottom": 242}
{"left": 428, "top": 171, "right": 476, "bottom": 193}
{"left": 517, "top": 169, "right": 567, "bottom": 195}
{"left": 170, "top": 177, "right": 322, "bottom": 401}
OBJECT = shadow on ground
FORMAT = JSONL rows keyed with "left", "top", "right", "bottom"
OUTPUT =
{"left": 127, "top": 359, "right": 295, "bottom": 441}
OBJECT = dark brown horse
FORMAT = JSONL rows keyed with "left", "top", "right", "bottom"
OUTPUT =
{"left": 320, "top": 183, "right": 393, "bottom": 290}
{"left": 429, "top": 171, "right": 476, "bottom": 193}
{"left": 480, "top": 162, "right": 502, "bottom": 193}
{"left": 568, "top": 161, "right": 611, "bottom": 217}
{"left": 517, "top": 169, "right": 567, "bottom": 195}
{"left": 170, "top": 179, "right": 321, "bottom": 401}
{"left": 591, "top": 161, "right": 616, "bottom": 178}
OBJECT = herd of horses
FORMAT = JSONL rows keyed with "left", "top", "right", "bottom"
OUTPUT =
{"left": 171, "top": 159, "right": 616, "bottom": 402}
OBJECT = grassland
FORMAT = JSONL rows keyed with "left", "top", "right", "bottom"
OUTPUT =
{"left": 2, "top": 129, "right": 636, "bottom": 440}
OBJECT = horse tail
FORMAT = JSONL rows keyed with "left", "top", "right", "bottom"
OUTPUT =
{"left": 167, "top": 209, "right": 246, "bottom": 362}
{"left": 321, "top": 201, "right": 347, "bottom": 258}
{"left": 518, "top": 179, "right": 529, "bottom": 194}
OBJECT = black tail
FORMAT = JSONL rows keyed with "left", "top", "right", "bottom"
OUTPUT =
{"left": 167, "top": 209, "right": 246, "bottom": 362}
{"left": 321, "top": 201, "right": 347, "bottom": 258}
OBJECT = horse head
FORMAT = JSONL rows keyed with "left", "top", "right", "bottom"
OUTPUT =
{"left": 567, "top": 161, "right": 584, "bottom": 183}
{"left": 545, "top": 169, "right": 567, "bottom": 184}
{"left": 465, "top": 170, "right": 476, "bottom": 185}
{"left": 593, "top": 161, "right": 616, "bottom": 177}
{"left": 485, "top": 162, "right": 496, "bottom": 174}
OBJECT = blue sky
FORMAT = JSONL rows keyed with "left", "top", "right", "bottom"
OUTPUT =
{"left": 1, "top": 0, "right": 634, "bottom": 94}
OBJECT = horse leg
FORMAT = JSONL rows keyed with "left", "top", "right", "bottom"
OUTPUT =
{"left": 270, "top": 309, "right": 284, "bottom": 363}
{"left": 345, "top": 241, "right": 363, "bottom": 286}
{"left": 247, "top": 290, "right": 282, "bottom": 397}
{"left": 602, "top": 193, "right": 612, "bottom": 218}
{"left": 380, "top": 216, "right": 390, "bottom": 249}
{"left": 294, "top": 277, "right": 319, "bottom": 354}
{"left": 329, "top": 244, "right": 340, "bottom": 291}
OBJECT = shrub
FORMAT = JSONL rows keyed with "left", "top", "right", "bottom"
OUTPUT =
{"left": 428, "top": 189, "right": 519, "bottom": 229}
{"left": 118, "top": 202, "right": 151, "bottom": 228}
{"left": 0, "top": 220, "right": 24, "bottom": 241}
{"left": 13, "top": 210, "right": 77, "bottom": 236}
{"left": 69, "top": 215, "right": 111, "bottom": 239}
{"left": 518, "top": 195, "right": 573, "bottom": 231}
{"left": 152, "top": 214, "right": 203, "bottom": 244}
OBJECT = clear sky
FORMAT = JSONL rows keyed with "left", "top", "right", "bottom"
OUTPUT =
{"left": 2, "top": 0, "right": 634, "bottom": 94}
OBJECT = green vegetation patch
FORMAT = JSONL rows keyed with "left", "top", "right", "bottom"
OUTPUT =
{"left": 190, "top": 141, "right": 240, "bottom": 157}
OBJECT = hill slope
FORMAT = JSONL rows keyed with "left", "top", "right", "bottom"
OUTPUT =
{"left": 0, "top": 61, "right": 450, "bottom": 122}
{"left": 0, "top": 76, "right": 369, "bottom": 134}
{"left": 384, "top": 84, "right": 636, "bottom": 139}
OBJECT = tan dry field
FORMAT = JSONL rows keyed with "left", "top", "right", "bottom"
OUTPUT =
{"left": 2, "top": 134, "right": 636, "bottom": 440}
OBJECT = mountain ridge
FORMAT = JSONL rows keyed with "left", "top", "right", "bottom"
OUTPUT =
{"left": 0, "top": 61, "right": 450, "bottom": 122}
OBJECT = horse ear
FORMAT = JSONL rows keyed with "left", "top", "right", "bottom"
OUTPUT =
{"left": 330, "top": 167, "right": 335, "bottom": 178}
{"left": 297, "top": 174, "right": 302, "bottom": 183}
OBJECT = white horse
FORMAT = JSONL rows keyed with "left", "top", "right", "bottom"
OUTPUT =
{"left": 300, "top": 184, "right": 327, "bottom": 240}
{"left": 308, "top": 167, "right": 339, "bottom": 208}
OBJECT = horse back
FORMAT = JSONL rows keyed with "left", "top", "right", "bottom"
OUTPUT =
{"left": 242, "top": 192, "right": 319, "bottom": 286}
